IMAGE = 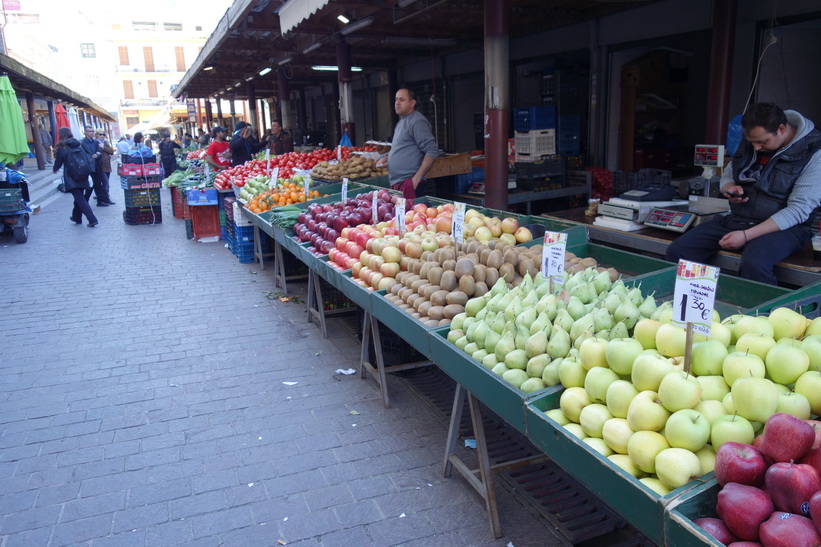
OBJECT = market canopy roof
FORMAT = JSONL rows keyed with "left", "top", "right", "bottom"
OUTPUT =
{"left": 174, "top": 0, "right": 662, "bottom": 101}
{"left": 0, "top": 52, "right": 115, "bottom": 122}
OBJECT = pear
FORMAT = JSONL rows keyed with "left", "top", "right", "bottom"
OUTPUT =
{"left": 515, "top": 325, "right": 531, "bottom": 351}
{"left": 520, "top": 273, "right": 534, "bottom": 293}
{"left": 542, "top": 358, "right": 561, "bottom": 386}
{"left": 516, "top": 308, "right": 538, "bottom": 330}
{"left": 527, "top": 353, "right": 551, "bottom": 378}
{"left": 466, "top": 320, "right": 481, "bottom": 341}
{"left": 530, "top": 311, "right": 552, "bottom": 335}
{"left": 610, "top": 279, "right": 627, "bottom": 296}
{"left": 573, "top": 330, "right": 595, "bottom": 350}
{"left": 546, "top": 325, "right": 571, "bottom": 359}
{"left": 638, "top": 294, "right": 658, "bottom": 318}
{"left": 472, "top": 322, "right": 490, "bottom": 349}
{"left": 491, "top": 312, "right": 507, "bottom": 335}
{"left": 451, "top": 313, "right": 467, "bottom": 331}
{"left": 455, "top": 335, "right": 469, "bottom": 351}
{"left": 475, "top": 307, "right": 488, "bottom": 321}
{"left": 521, "top": 290, "right": 538, "bottom": 309}
{"left": 447, "top": 329, "right": 466, "bottom": 344}
{"left": 535, "top": 276, "right": 552, "bottom": 298}
{"left": 504, "top": 295, "right": 524, "bottom": 322}
{"left": 593, "top": 306, "right": 615, "bottom": 332}
{"left": 592, "top": 269, "right": 613, "bottom": 295}
{"left": 495, "top": 330, "right": 516, "bottom": 361}
{"left": 554, "top": 308, "right": 575, "bottom": 332}
{"left": 490, "top": 277, "right": 507, "bottom": 297}
{"left": 484, "top": 329, "right": 502, "bottom": 354}
{"left": 481, "top": 353, "right": 498, "bottom": 370}
{"left": 570, "top": 313, "right": 596, "bottom": 342}
{"left": 464, "top": 342, "right": 479, "bottom": 355}
{"left": 627, "top": 286, "right": 644, "bottom": 307}
{"left": 472, "top": 349, "right": 489, "bottom": 363}
{"left": 615, "top": 299, "right": 640, "bottom": 330}
{"left": 525, "top": 329, "right": 548, "bottom": 358}
{"left": 465, "top": 297, "right": 487, "bottom": 317}
{"left": 567, "top": 296, "right": 587, "bottom": 320}
{"left": 570, "top": 283, "right": 593, "bottom": 305}
{"left": 610, "top": 322, "right": 630, "bottom": 340}
{"left": 650, "top": 300, "right": 673, "bottom": 322}
{"left": 536, "top": 293, "right": 559, "bottom": 320}
{"left": 564, "top": 272, "right": 583, "bottom": 292}
{"left": 604, "top": 291, "right": 623, "bottom": 315}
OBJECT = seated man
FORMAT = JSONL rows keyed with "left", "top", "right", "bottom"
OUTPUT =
{"left": 666, "top": 102, "right": 821, "bottom": 285}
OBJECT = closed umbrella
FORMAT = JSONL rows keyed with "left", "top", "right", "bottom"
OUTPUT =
{"left": 67, "top": 106, "right": 82, "bottom": 140}
{"left": 0, "top": 73, "right": 30, "bottom": 165}
{"left": 54, "top": 102, "right": 70, "bottom": 140}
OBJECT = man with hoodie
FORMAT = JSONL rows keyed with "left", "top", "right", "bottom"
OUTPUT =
{"left": 667, "top": 102, "right": 821, "bottom": 284}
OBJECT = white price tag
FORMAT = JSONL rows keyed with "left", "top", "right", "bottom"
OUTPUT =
{"left": 269, "top": 167, "right": 279, "bottom": 189}
{"left": 341, "top": 178, "right": 349, "bottom": 202}
{"left": 451, "top": 202, "right": 466, "bottom": 244}
{"left": 396, "top": 197, "right": 406, "bottom": 234}
{"left": 672, "top": 260, "right": 720, "bottom": 336}
{"left": 372, "top": 191, "right": 378, "bottom": 224}
{"left": 541, "top": 232, "right": 568, "bottom": 286}
{"left": 337, "top": 146, "right": 342, "bottom": 162}
{"left": 265, "top": 149, "right": 271, "bottom": 177}
{"left": 304, "top": 176, "right": 310, "bottom": 198}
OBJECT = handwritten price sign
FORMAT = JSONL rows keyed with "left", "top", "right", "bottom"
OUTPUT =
{"left": 541, "top": 231, "right": 567, "bottom": 285}
{"left": 341, "top": 178, "right": 348, "bottom": 202}
{"left": 396, "top": 198, "right": 406, "bottom": 234}
{"left": 372, "top": 191, "right": 378, "bottom": 224}
{"left": 451, "top": 202, "right": 466, "bottom": 244}
{"left": 673, "top": 260, "right": 720, "bottom": 336}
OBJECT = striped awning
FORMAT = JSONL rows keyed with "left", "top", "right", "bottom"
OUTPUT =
{"left": 279, "top": 0, "right": 330, "bottom": 34}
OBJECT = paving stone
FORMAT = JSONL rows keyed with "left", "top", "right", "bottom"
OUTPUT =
{"left": 61, "top": 491, "right": 126, "bottom": 523}
{"left": 111, "top": 501, "right": 169, "bottom": 533}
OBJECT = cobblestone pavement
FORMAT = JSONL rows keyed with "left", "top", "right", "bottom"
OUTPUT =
{"left": 0, "top": 173, "right": 566, "bottom": 546}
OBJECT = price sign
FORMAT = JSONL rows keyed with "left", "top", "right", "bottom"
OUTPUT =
{"left": 269, "top": 167, "right": 279, "bottom": 189}
{"left": 451, "top": 202, "right": 466, "bottom": 244}
{"left": 265, "top": 149, "right": 271, "bottom": 177}
{"left": 396, "top": 197, "right": 406, "bottom": 234}
{"left": 372, "top": 191, "right": 378, "bottom": 224}
{"left": 337, "top": 146, "right": 342, "bottom": 162}
{"left": 341, "top": 177, "right": 349, "bottom": 202}
{"left": 672, "top": 260, "right": 720, "bottom": 336}
{"left": 304, "top": 176, "right": 310, "bottom": 198}
{"left": 541, "top": 231, "right": 568, "bottom": 285}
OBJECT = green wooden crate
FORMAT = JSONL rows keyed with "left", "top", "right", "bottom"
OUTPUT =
{"left": 370, "top": 290, "right": 439, "bottom": 358}
{"left": 338, "top": 271, "right": 376, "bottom": 313}
{"left": 429, "top": 327, "right": 560, "bottom": 434}
{"left": 566, "top": 242, "right": 673, "bottom": 278}
{"left": 743, "top": 279, "right": 821, "bottom": 318}
{"left": 663, "top": 479, "right": 723, "bottom": 547}
{"left": 526, "top": 391, "right": 708, "bottom": 544}
{"left": 314, "top": 255, "right": 350, "bottom": 291}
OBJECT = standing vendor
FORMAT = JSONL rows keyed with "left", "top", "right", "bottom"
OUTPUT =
{"left": 376, "top": 87, "right": 441, "bottom": 198}
{"left": 205, "top": 127, "right": 232, "bottom": 171}
{"left": 666, "top": 102, "right": 821, "bottom": 284}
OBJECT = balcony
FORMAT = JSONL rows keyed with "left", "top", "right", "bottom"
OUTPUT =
{"left": 116, "top": 64, "right": 184, "bottom": 74}
{"left": 120, "top": 98, "right": 181, "bottom": 107}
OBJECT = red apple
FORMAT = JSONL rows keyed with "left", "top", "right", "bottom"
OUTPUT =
{"left": 726, "top": 542, "right": 763, "bottom": 546}
{"left": 806, "top": 420, "right": 821, "bottom": 449}
{"left": 802, "top": 447, "right": 821, "bottom": 478}
{"left": 765, "top": 462, "right": 821, "bottom": 516}
{"left": 759, "top": 413, "right": 816, "bottom": 463}
{"left": 759, "top": 512, "right": 820, "bottom": 547}
{"left": 715, "top": 442, "right": 768, "bottom": 487}
{"left": 694, "top": 517, "right": 738, "bottom": 544}
{"left": 717, "top": 483, "right": 774, "bottom": 540}
{"left": 810, "top": 491, "right": 821, "bottom": 535}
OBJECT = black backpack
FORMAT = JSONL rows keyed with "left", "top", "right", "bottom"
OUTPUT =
{"left": 65, "top": 147, "right": 91, "bottom": 181}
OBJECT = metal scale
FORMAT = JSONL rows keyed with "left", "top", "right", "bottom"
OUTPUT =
{"left": 642, "top": 144, "right": 730, "bottom": 233}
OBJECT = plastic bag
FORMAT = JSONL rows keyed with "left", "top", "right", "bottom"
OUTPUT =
{"left": 339, "top": 131, "right": 352, "bottom": 148}
{"left": 726, "top": 114, "right": 743, "bottom": 156}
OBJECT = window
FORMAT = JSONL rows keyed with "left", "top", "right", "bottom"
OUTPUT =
{"left": 164, "top": 22, "right": 182, "bottom": 31}
{"left": 132, "top": 21, "right": 156, "bottom": 31}
{"left": 175, "top": 47, "right": 186, "bottom": 72}
{"left": 126, "top": 117, "right": 139, "bottom": 127}
{"left": 123, "top": 80, "right": 134, "bottom": 99}
{"left": 80, "top": 43, "right": 96, "bottom": 58}
{"left": 118, "top": 46, "right": 129, "bottom": 66}
{"left": 147, "top": 80, "right": 158, "bottom": 98}
{"left": 143, "top": 46, "right": 154, "bottom": 72}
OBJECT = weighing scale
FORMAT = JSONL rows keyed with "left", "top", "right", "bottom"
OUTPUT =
{"left": 643, "top": 145, "right": 729, "bottom": 232}
{"left": 468, "top": 176, "right": 517, "bottom": 195}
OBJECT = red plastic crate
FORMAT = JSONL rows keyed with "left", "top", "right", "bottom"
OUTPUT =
{"left": 191, "top": 205, "right": 220, "bottom": 240}
{"left": 118, "top": 163, "right": 162, "bottom": 177}
{"left": 171, "top": 187, "right": 185, "bottom": 219}
{"left": 181, "top": 198, "right": 192, "bottom": 220}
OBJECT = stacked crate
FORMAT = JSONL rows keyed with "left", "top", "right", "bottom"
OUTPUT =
{"left": 122, "top": 187, "right": 162, "bottom": 225}
{"left": 225, "top": 201, "right": 266, "bottom": 263}
{"left": 218, "top": 191, "right": 234, "bottom": 241}
{"left": 186, "top": 189, "right": 220, "bottom": 241}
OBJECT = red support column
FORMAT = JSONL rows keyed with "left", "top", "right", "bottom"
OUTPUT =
{"left": 337, "top": 40, "right": 355, "bottom": 145}
{"left": 705, "top": 0, "right": 738, "bottom": 144}
{"left": 483, "top": 0, "right": 509, "bottom": 211}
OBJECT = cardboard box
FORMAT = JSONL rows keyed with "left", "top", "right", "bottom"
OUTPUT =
{"left": 426, "top": 152, "right": 471, "bottom": 179}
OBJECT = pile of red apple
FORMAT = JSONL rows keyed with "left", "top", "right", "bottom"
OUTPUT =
{"left": 292, "top": 190, "right": 398, "bottom": 256}
{"left": 695, "top": 413, "right": 821, "bottom": 546}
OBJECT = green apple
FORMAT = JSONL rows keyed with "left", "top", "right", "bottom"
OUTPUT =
{"left": 602, "top": 417, "right": 633, "bottom": 454}
{"left": 707, "top": 321, "right": 732, "bottom": 347}
{"left": 710, "top": 414, "right": 755, "bottom": 450}
{"left": 579, "top": 404, "right": 613, "bottom": 438}
{"left": 694, "top": 399, "right": 728, "bottom": 424}
{"left": 582, "top": 437, "right": 614, "bottom": 457}
{"left": 658, "top": 370, "right": 702, "bottom": 412}
{"left": 655, "top": 448, "right": 703, "bottom": 490}
{"left": 721, "top": 392, "right": 735, "bottom": 414}
{"left": 664, "top": 409, "right": 711, "bottom": 451}
{"left": 639, "top": 477, "right": 671, "bottom": 496}
{"left": 768, "top": 306, "right": 809, "bottom": 340}
{"left": 626, "top": 390, "right": 670, "bottom": 432}
{"left": 607, "top": 454, "right": 645, "bottom": 478}
{"left": 775, "top": 391, "right": 811, "bottom": 419}
{"left": 690, "top": 340, "right": 728, "bottom": 376}
{"left": 579, "top": 337, "right": 609, "bottom": 370}
{"left": 627, "top": 430, "right": 669, "bottom": 474}
{"left": 722, "top": 351, "right": 766, "bottom": 387}
{"left": 735, "top": 333, "right": 777, "bottom": 361}
{"left": 558, "top": 355, "right": 587, "bottom": 388}
{"left": 728, "top": 314, "right": 774, "bottom": 343}
{"left": 584, "top": 367, "right": 620, "bottom": 404}
{"left": 545, "top": 408, "right": 570, "bottom": 426}
{"left": 805, "top": 316, "right": 821, "bottom": 336}
{"left": 631, "top": 352, "right": 676, "bottom": 392}
{"left": 731, "top": 376, "right": 779, "bottom": 423}
{"left": 605, "top": 380, "right": 639, "bottom": 418}
{"left": 764, "top": 342, "right": 809, "bottom": 384}
{"left": 633, "top": 319, "right": 662, "bottom": 350}
{"left": 559, "top": 386, "right": 592, "bottom": 423}
{"left": 799, "top": 335, "right": 821, "bottom": 369}
{"left": 795, "top": 370, "right": 821, "bottom": 414}
{"left": 563, "top": 423, "right": 585, "bottom": 438}
{"left": 696, "top": 375, "right": 730, "bottom": 402}
{"left": 605, "top": 337, "right": 644, "bottom": 375}
{"left": 695, "top": 444, "right": 716, "bottom": 474}
{"left": 655, "top": 323, "right": 687, "bottom": 357}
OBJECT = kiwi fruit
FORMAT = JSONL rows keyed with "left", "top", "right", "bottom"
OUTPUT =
{"left": 411, "top": 279, "right": 428, "bottom": 292}
{"left": 439, "top": 318, "right": 452, "bottom": 326}
{"left": 404, "top": 274, "right": 421, "bottom": 288}
{"left": 417, "top": 301, "right": 433, "bottom": 317}
{"left": 503, "top": 249, "right": 520, "bottom": 268}
{"left": 459, "top": 275, "right": 476, "bottom": 296}
{"left": 439, "top": 270, "right": 458, "bottom": 291}
{"left": 486, "top": 250, "right": 503, "bottom": 270}
{"left": 485, "top": 267, "right": 500, "bottom": 287}
{"left": 442, "top": 259, "right": 456, "bottom": 271}
{"left": 443, "top": 304, "right": 465, "bottom": 319}
{"left": 473, "top": 281, "right": 489, "bottom": 297}
{"left": 430, "top": 290, "right": 450, "bottom": 307}
{"left": 427, "top": 266, "right": 444, "bottom": 286}
{"left": 424, "top": 319, "right": 441, "bottom": 328}
{"left": 472, "top": 264, "right": 487, "bottom": 283}
{"left": 499, "top": 263, "right": 515, "bottom": 283}
{"left": 445, "top": 291, "right": 469, "bottom": 306}
{"left": 427, "top": 306, "right": 445, "bottom": 321}
{"left": 454, "top": 257, "right": 475, "bottom": 278}
{"left": 479, "top": 248, "right": 492, "bottom": 265}
{"left": 422, "top": 284, "right": 441, "bottom": 299}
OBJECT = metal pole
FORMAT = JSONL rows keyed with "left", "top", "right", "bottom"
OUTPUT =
{"left": 337, "top": 39, "right": 355, "bottom": 145}
{"left": 705, "top": 0, "right": 738, "bottom": 144}
{"left": 229, "top": 95, "right": 236, "bottom": 130}
{"left": 277, "top": 68, "right": 293, "bottom": 131}
{"left": 216, "top": 98, "right": 223, "bottom": 127}
{"left": 204, "top": 98, "right": 213, "bottom": 128}
{"left": 484, "top": 0, "right": 509, "bottom": 211}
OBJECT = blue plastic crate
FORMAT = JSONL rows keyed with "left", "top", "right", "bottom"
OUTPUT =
{"left": 514, "top": 106, "right": 556, "bottom": 132}
{"left": 235, "top": 245, "right": 256, "bottom": 263}
{"left": 220, "top": 226, "right": 229, "bottom": 240}
{"left": 455, "top": 167, "right": 485, "bottom": 193}
{"left": 187, "top": 188, "right": 219, "bottom": 206}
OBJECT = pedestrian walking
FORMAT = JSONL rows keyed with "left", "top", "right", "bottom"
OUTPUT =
{"left": 54, "top": 127, "right": 98, "bottom": 227}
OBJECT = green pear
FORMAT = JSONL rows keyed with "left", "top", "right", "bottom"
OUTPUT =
{"left": 504, "top": 295, "right": 523, "bottom": 322}
{"left": 515, "top": 325, "right": 531, "bottom": 351}
{"left": 472, "top": 322, "right": 490, "bottom": 349}
{"left": 455, "top": 335, "right": 469, "bottom": 351}
{"left": 451, "top": 313, "right": 467, "bottom": 331}
{"left": 490, "top": 277, "right": 507, "bottom": 297}
{"left": 526, "top": 353, "right": 550, "bottom": 378}
{"left": 465, "top": 297, "right": 487, "bottom": 317}
{"left": 650, "top": 300, "right": 673, "bottom": 322}
{"left": 570, "top": 313, "right": 596, "bottom": 342}
{"left": 481, "top": 353, "right": 498, "bottom": 370}
{"left": 530, "top": 312, "right": 552, "bottom": 335}
{"left": 610, "top": 322, "right": 630, "bottom": 340}
{"left": 627, "top": 286, "right": 644, "bottom": 307}
{"left": 472, "top": 349, "right": 489, "bottom": 363}
{"left": 592, "top": 269, "right": 613, "bottom": 295}
{"left": 525, "top": 329, "right": 548, "bottom": 358}
{"left": 447, "top": 329, "right": 465, "bottom": 344}
{"left": 567, "top": 296, "right": 587, "bottom": 320}
{"left": 521, "top": 289, "right": 538, "bottom": 309}
{"left": 495, "top": 330, "right": 516, "bottom": 361}
{"left": 593, "top": 306, "right": 615, "bottom": 332}
{"left": 516, "top": 308, "right": 538, "bottom": 330}
{"left": 484, "top": 329, "right": 502, "bottom": 354}
{"left": 554, "top": 308, "right": 575, "bottom": 332}
{"left": 542, "top": 358, "right": 561, "bottom": 386}
{"left": 604, "top": 291, "right": 623, "bottom": 315}
{"left": 546, "top": 325, "right": 571, "bottom": 359}
{"left": 504, "top": 349, "right": 528, "bottom": 370}
{"left": 491, "top": 312, "right": 507, "bottom": 335}
{"left": 638, "top": 295, "right": 658, "bottom": 318}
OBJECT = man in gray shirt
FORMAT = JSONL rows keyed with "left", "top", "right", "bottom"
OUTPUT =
{"left": 376, "top": 88, "right": 440, "bottom": 198}
{"left": 667, "top": 102, "right": 821, "bottom": 284}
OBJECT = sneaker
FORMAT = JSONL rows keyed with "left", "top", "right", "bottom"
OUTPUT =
{"left": 97, "top": 202, "right": 109, "bottom": 207}
{"left": 87, "top": 221, "right": 98, "bottom": 227}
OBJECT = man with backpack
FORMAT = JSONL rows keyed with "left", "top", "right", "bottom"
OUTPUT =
{"left": 81, "top": 125, "right": 115, "bottom": 206}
